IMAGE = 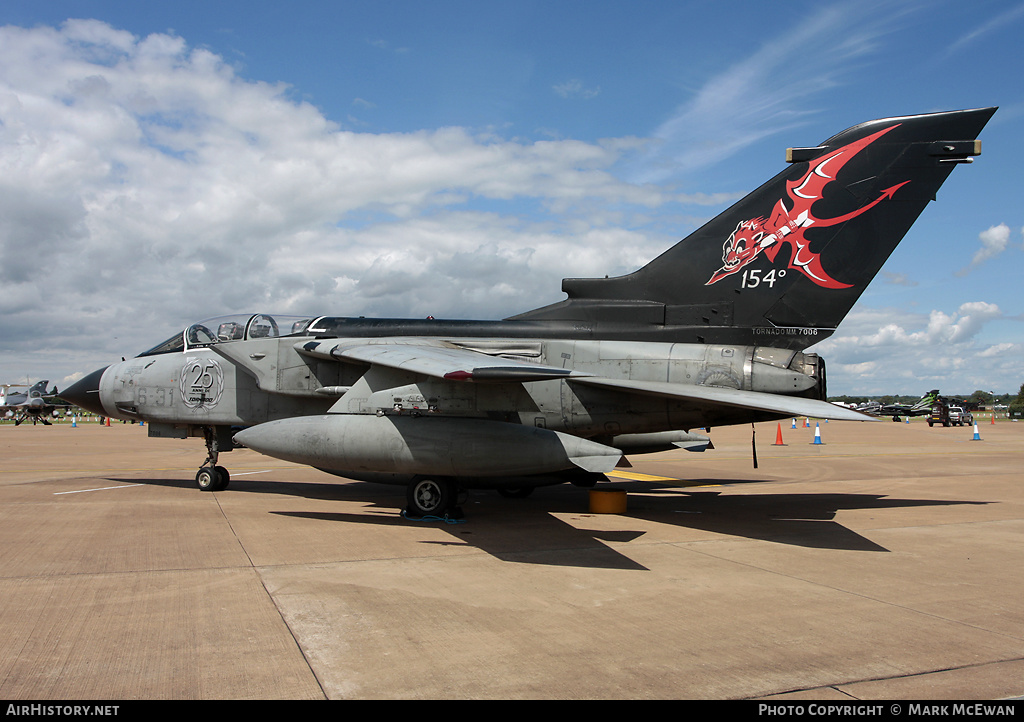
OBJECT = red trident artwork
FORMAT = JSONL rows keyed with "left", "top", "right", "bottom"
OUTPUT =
{"left": 706, "top": 124, "right": 910, "bottom": 288}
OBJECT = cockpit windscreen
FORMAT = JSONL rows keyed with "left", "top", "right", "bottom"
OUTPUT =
{"left": 137, "top": 314, "right": 317, "bottom": 357}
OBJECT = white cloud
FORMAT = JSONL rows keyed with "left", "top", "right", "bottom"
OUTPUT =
{"left": 977, "top": 342, "right": 1016, "bottom": 358}
{"left": 881, "top": 271, "right": 917, "bottom": 287}
{"left": 957, "top": 223, "right": 1011, "bottom": 275}
{"left": 811, "top": 302, "right": 1018, "bottom": 393}
{"left": 553, "top": 79, "right": 601, "bottom": 99}
{"left": 0, "top": 20, "right": 686, "bottom": 380}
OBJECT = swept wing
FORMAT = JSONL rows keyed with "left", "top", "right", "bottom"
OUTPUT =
{"left": 297, "top": 338, "right": 592, "bottom": 383}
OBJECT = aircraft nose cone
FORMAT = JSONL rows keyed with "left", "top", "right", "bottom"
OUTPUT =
{"left": 62, "top": 366, "right": 109, "bottom": 416}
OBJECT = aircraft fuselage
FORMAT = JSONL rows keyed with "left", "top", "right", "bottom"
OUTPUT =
{"left": 94, "top": 329, "right": 822, "bottom": 441}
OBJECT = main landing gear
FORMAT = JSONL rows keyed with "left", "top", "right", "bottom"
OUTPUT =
{"left": 405, "top": 476, "right": 464, "bottom": 519}
{"left": 196, "top": 426, "right": 230, "bottom": 491}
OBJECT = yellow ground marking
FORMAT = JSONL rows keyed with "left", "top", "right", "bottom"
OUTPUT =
{"left": 607, "top": 471, "right": 678, "bottom": 482}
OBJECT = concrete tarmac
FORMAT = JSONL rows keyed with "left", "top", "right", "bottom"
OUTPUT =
{"left": 0, "top": 416, "right": 1021, "bottom": 699}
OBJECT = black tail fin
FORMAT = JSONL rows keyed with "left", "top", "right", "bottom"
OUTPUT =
{"left": 513, "top": 108, "right": 996, "bottom": 350}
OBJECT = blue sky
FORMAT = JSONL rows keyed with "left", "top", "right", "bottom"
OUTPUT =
{"left": 0, "top": 0, "right": 1022, "bottom": 395}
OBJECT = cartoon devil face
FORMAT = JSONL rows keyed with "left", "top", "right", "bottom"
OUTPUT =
{"left": 720, "top": 218, "right": 767, "bottom": 271}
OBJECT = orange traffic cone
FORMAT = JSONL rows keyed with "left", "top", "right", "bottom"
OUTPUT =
{"left": 773, "top": 422, "right": 786, "bottom": 446}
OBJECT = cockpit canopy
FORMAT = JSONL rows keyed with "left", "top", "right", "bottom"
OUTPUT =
{"left": 138, "top": 314, "right": 317, "bottom": 357}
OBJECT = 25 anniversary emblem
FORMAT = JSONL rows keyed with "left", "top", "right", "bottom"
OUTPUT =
{"left": 179, "top": 357, "right": 224, "bottom": 409}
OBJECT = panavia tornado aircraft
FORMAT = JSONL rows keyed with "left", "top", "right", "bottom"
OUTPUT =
{"left": 855, "top": 390, "right": 941, "bottom": 421}
{"left": 1, "top": 381, "right": 62, "bottom": 425}
{"left": 63, "top": 107, "right": 995, "bottom": 518}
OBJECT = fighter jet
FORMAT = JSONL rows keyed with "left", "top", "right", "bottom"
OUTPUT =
{"left": 855, "top": 390, "right": 941, "bottom": 422}
{"left": 1, "top": 380, "right": 61, "bottom": 425}
{"left": 63, "top": 107, "right": 995, "bottom": 518}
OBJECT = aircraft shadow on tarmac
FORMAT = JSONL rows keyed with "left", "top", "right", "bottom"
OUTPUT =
{"left": 105, "top": 475, "right": 988, "bottom": 571}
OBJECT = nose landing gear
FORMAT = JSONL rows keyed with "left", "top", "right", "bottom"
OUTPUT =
{"left": 196, "top": 426, "right": 231, "bottom": 491}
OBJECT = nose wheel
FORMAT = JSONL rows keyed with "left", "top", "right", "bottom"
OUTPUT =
{"left": 196, "top": 465, "right": 230, "bottom": 491}
{"left": 195, "top": 427, "right": 231, "bottom": 491}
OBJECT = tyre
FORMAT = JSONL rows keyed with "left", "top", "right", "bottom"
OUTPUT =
{"left": 406, "top": 477, "right": 456, "bottom": 517}
{"left": 196, "top": 465, "right": 229, "bottom": 491}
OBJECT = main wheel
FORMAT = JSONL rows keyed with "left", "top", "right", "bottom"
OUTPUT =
{"left": 406, "top": 477, "right": 456, "bottom": 517}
